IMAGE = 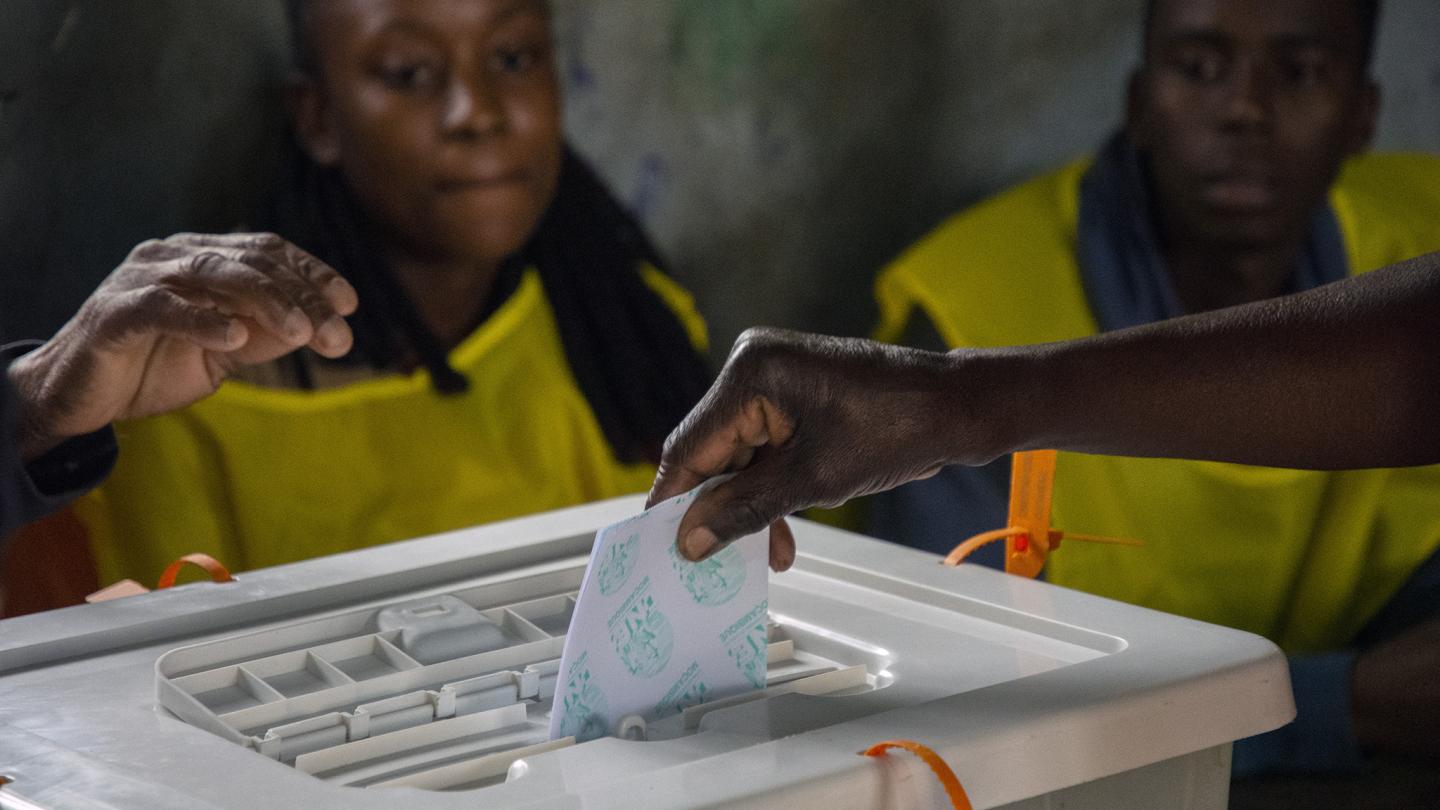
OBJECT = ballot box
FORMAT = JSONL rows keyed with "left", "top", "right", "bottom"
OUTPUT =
{"left": 0, "top": 496, "right": 1292, "bottom": 809}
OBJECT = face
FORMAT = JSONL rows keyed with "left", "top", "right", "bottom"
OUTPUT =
{"left": 1130, "top": 0, "right": 1378, "bottom": 252}
{"left": 292, "top": 0, "right": 562, "bottom": 266}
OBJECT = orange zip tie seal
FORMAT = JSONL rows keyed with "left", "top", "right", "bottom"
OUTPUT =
{"left": 944, "top": 450, "right": 1141, "bottom": 577}
{"left": 88, "top": 553, "right": 236, "bottom": 603}
{"left": 157, "top": 553, "right": 235, "bottom": 589}
{"left": 864, "top": 739, "right": 973, "bottom": 810}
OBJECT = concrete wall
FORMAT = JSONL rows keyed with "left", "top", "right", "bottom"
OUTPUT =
{"left": 3, "top": 0, "right": 1438, "bottom": 352}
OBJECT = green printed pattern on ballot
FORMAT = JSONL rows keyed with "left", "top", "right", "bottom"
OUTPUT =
{"left": 721, "top": 600, "right": 769, "bottom": 689}
{"left": 597, "top": 532, "right": 640, "bottom": 595}
{"left": 669, "top": 539, "right": 747, "bottom": 606}
{"left": 608, "top": 576, "right": 675, "bottom": 678}
{"left": 654, "top": 660, "right": 710, "bottom": 717}
{"left": 557, "top": 651, "right": 610, "bottom": 742}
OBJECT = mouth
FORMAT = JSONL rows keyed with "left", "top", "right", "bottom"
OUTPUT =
{"left": 1199, "top": 172, "right": 1282, "bottom": 212}
{"left": 434, "top": 170, "right": 529, "bottom": 193}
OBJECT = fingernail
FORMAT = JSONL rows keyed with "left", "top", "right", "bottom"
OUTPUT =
{"left": 224, "top": 320, "right": 245, "bottom": 346}
{"left": 283, "top": 308, "right": 308, "bottom": 339}
{"left": 682, "top": 527, "right": 718, "bottom": 560}
{"left": 326, "top": 276, "right": 355, "bottom": 301}
{"left": 317, "top": 316, "right": 347, "bottom": 348}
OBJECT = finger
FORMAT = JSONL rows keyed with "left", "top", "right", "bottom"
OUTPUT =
{"left": 174, "top": 252, "right": 315, "bottom": 346}
{"left": 239, "top": 249, "right": 354, "bottom": 357}
{"left": 675, "top": 458, "right": 797, "bottom": 561}
{"left": 205, "top": 241, "right": 356, "bottom": 355}
{"left": 742, "top": 395, "right": 796, "bottom": 448}
{"left": 137, "top": 232, "right": 294, "bottom": 266}
{"left": 769, "top": 518, "right": 796, "bottom": 572}
{"left": 307, "top": 312, "right": 354, "bottom": 359}
{"left": 266, "top": 246, "right": 356, "bottom": 356}
{"left": 161, "top": 232, "right": 354, "bottom": 306}
{"left": 648, "top": 424, "right": 742, "bottom": 508}
{"left": 102, "top": 286, "right": 246, "bottom": 352}
{"left": 648, "top": 395, "right": 775, "bottom": 508}
{"left": 166, "top": 231, "right": 294, "bottom": 251}
{"left": 288, "top": 249, "right": 359, "bottom": 317}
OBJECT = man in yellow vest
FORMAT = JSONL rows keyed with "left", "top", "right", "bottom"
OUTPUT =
{"left": 869, "top": 0, "right": 1440, "bottom": 776}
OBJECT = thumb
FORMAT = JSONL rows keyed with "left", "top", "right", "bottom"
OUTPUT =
{"left": 676, "top": 462, "right": 795, "bottom": 562}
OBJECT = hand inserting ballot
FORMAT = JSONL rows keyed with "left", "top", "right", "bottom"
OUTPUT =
{"left": 646, "top": 327, "right": 999, "bottom": 571}
{"left": 7, "top": 232, "right": 358, "bottom": 460}
{"left": 649, "top": 255, "right": 1440, "bottom": 571}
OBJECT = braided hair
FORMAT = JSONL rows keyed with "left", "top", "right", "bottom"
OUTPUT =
{"left": 269, "top": 1, "right": 712, "bottom": 464}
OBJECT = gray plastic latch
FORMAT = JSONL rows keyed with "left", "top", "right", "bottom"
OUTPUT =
{"left": 375, "top": 595, "right": 510, "bottom": 664}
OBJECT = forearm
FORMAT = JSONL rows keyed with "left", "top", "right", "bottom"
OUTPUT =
{"left": 654, "top": 253, "right": 1440, "bottom": 556}
{"left": 961, "top": 252, "right": 1440, "bottom": 470}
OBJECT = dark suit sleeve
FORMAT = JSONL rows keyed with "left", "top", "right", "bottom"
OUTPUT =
{"left": 1, "top": 341, "right": 117, "bottom": 539}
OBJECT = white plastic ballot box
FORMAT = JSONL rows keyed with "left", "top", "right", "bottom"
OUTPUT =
{"left": 0, "top": 496, "right": 1294, "bottom": 809}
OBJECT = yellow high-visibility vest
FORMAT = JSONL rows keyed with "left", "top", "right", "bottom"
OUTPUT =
{"left": 80, "top": 266, "right": 708, "bottom": 584}
{"left": 875, "top": 153, "right": 1440, "bottom": 652}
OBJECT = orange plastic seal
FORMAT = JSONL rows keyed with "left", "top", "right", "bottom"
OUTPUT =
{"left": 1004, "top": 449, "right": 1058, "bottom": 578}
{"left": 944, "top": 450, "right": 1141, "bottom": 576}
{"left": 942, "top": 526, "right": 1025, "bottom": 567}
{"left": 863, "top": 739, "right": 973, "bottom": 810}
{"left": 156, "top": 553, "right": 235, "bottom": 589}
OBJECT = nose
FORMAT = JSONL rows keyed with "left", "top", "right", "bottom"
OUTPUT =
{"left": 441, "top": 72, "right": 504, "bottom": 139}
{"left": 1219, "top": 57, "right": 1273, "bottom": 134}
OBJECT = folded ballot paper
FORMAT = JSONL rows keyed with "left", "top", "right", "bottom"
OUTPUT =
{"left": 549, "top": 484, "right": 769, "bottom": 741}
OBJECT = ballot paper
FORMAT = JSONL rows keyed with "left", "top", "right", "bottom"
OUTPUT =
{"left": 549, "top": 484, "right": 769, "bottom": 741}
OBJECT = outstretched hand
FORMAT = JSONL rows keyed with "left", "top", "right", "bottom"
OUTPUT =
{"left": 8, "top": 233, "right": 358, "bottom": 459}
{"left": 648, "top": 328, "right": 1000, "bottom": 572}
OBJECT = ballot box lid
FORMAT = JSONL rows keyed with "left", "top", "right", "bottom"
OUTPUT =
{"left": 0, "top": 496, "right": 1293, "bottom": 809}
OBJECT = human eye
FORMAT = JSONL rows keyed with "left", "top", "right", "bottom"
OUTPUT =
{"left": 490, "top": 38, "right": 550, "bottom": 75}
{"left": 1169, "top": 45, "right": 1228, "bottom": 84}
{"left": 491, "top": 47, "right": 537, "bottom": 74}
{"left": 374, "top": 54, "right": 444, "bottom": 93}
{"left": 1276, "top": 50, "right": 1333, "bottom": 88}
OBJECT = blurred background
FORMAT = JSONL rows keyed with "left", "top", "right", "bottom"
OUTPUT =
{"left": 2, "top": 0, "right": 1438, "bottom": 352}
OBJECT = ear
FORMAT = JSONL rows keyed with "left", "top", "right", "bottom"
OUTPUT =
{"left": 286, "top": 72, "right": 342, "bottom": 166}
{"left": 1345, "top": 79, "right": 1381, "bottom": 156}
{"left": 1124, "top": 70, "right": 1149, "bottom": 149}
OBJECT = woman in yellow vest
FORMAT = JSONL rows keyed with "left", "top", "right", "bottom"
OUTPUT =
{"left": 78, "top": 0, "right": 710, "bottom": 582}
{"left": 873, "top": 0, "right": 1440, "bottom": 776}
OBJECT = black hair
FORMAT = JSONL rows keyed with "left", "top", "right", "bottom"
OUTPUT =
{"left": 1142, "top": 0, "right": 1382, "bottom": 74}
{"left": 269, "top": 0, "right": 712, "bottom": 464}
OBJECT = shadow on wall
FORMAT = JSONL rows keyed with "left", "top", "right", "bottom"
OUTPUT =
{"left": 2, "top": 0, "right": 1438, "bottom": 351}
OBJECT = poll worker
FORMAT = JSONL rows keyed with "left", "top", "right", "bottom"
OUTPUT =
{"left": 869, "top": 0, "right": 1440, "bottom": 775}
{"left": 0, "top": 232, "right": 356, "bottom": 539}
{"left": 72, "top": 0, "right": 712, "bottom": 590}
{"left": 651, "top": 250, "right": 1440, "bottom": 764}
